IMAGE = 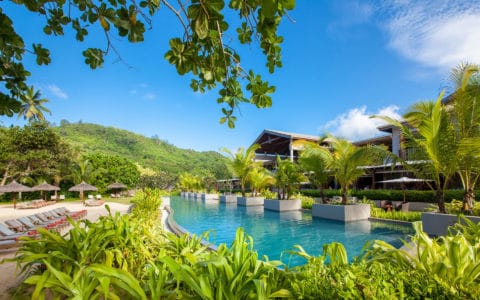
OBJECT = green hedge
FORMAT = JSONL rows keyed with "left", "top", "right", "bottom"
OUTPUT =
{"left": 301, "top": 189, "right": 469, "bottom": 203}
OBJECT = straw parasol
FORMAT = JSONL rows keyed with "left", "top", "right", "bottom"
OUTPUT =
{"left": 32, "top": 181, "right": 60, "bottom": 200}
{"left": 68, "top": 181, "right": 98, "bottom": 205}
{"left": 107, "top": 182, "right": 127, "bottom": 197}
{"left": 0, "top": 180, "right": 33, "bottom": 209}
{"left": 378, "top": 176, "right": 431, "bottom": 203}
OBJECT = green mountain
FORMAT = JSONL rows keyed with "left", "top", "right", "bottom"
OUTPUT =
{"left": 55, "top": 122, "right": 231, "bottom": 179}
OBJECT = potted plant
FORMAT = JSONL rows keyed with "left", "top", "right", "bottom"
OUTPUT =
{"left": 264, "top": 157, "right": 304, "bottom": 211}
{"left": 299, "top": 136, "right": 389, "bottom": 221}
{"left": 237, "top": 167, "right": 274, "bottom": 206}
{"left": 221, "top": 144, "right": 261, "bottom": 204}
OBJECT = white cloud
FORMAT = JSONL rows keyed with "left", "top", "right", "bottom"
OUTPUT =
{"left": 143, "top": 93, "right": 156, "bottom": 100}
{"left": 323, "top": 105, "right": 402, "bottom": 141}
{"left": 378, "top": 0, "right": 480, "bottom": 70}
{"left": 47, "top": 84, "right": 68, "bottom": 99}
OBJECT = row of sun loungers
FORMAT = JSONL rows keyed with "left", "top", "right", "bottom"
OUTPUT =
{"left": 17, "top": 199, "right": 57, "bottom": 209}
{"left": 0, "top": 207, "right": 87, "bottom": 250}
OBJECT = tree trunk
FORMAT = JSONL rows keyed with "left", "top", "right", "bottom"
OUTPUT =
{"left": 341, "top": 187, "right": 348, "bottom": 205}
{"left": 241, "top": 181, "right": 246, "bottom": 197}
{"left": 462, "top": 188, "right": 474, "bottom": 214}
{"left": 436, "top": 188, "right": 446, "bottom": 213}
{"left": 320, "top": 186, "right": 327, "bottom": 204}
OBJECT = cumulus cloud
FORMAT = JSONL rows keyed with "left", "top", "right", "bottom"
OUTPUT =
{"left": 323, "top": 105, "right": 402, "bottom": 141}
{"left": 377, "top": 0, "right": 480, "bottom": 70}
{"left": 47, "top": 84, "right": 68, "bottom": 99}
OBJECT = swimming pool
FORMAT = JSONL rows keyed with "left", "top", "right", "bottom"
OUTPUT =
{"left": 170, "top": 196, "right": 414, "bottom": 266}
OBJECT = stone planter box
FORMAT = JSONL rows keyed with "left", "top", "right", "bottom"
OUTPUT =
{"left": 201, "top": 193, "right": 218, "bottom": 201}
{"left": 219, "top": 195, "right": 238, "bottom": 203}
{"left": 264, "top": 199, "right": 301, "bottom": 211}
{"left": 187, "top": 192, "right": 194, "bottom": 199}
{"left": 195, "top": 193, "right": 203, "bottom": 200}
{"left": 237, "top": 197, "right": 264, "bottom": 206}
{"left": 312, "top": 204, "right": 371, "bottom": 222}
{"left": 422, "top": 212, "right": 480, "bottom": 236}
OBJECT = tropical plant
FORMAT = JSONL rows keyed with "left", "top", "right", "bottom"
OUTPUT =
{"left": 274, "top": 156, "right": 305, "bottom": 200}
{"left": 300, "top": 136, "right": 390, "bottom": 204}
{"left": 375, "top": 93, "right": 457, "bottom": 213}
{"left": 68, "top": 159, "right": 100, "bottom": 184}
{"left": 221, "top": 144, "right": 261, "bottom": 196}
{"left": 17, "top": 86, "right": 51, "bottom": 122}
{"left": 177, "top": 172, "right": 202, "bottom": 192}
{"left": 247, "top": 167, "right": 275, "bottom": 196}
{"left": 448, "top": 63, "right": 480, "bottom": 212}
{"left": 295, "top": 140, "right": 331, "bottom": 203}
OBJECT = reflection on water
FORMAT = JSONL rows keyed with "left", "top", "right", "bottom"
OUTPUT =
{"left": 171, "top": 196, "right": 414, "bottom": 266}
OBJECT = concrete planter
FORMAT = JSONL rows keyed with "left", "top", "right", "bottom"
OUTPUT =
{"left": 312, "top": 204, "right": 371, "bottom": 222}
{"left": 201, "top": 193, "right": 218, "bottom": 200}
{"left": 237, "top": 197, "right": 264, "bottom": 206}
{"left": 187, "top": 192, "right": 194, "bottom": 199}
{"left": 195, "top": 193, "right": 203, "bottom": 200}
{"left": 264, "top": 199, "right": 301, "bottom": 211}
{"left": 422, "top": 212, "right": 480, "bottom": 236}
{"left": 219, "top": 195, "right": 238, "bottom": 203}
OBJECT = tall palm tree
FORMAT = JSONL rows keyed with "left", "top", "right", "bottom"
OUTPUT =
{"left": 221, "top": 144, "right": 261, "bottom": 196}
{"left": 274, "top": 156, "right": 305, "bottom": 200}
{"left": 69, "top": 159, "right": 99, "bottom": 184}
{"left": 375, "top": 93, "right": 457, "bottom": 213}
{"left": 295, "top": 140, "right": 331, "bottom": 203}
{"left": 448, "top": 63, "right": 480, "bottom": 212}
{"left": 18, "top": 86, "right": 51, "bottom": 122}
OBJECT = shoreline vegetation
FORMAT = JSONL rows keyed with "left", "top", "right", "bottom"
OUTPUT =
{"left": 4, "top": 191, "right": 480, "bottom": 298}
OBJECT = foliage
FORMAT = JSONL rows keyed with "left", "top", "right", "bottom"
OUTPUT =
{"left": 84, "top": 153, "right": 140, "bottom": 192}
{"left": 55, "top": 122, "right": 231, "bottom": 179}
{"left": 260, "top": 189, "right": 276, "bottom": 199}
{"left": 247, "top": 167, "right": 275, "bottom": 196}
{"left": 0, "top": 122, "right": 73, "bottom": 188}
{"left": 274, "top": 157, "right": 305, "bottom": 200}
{"left": 222, "top": 144, "right": 261, "bottom": 196}
{"left": 18, "top": 86, "right": 51, "bottom": 122}
{"left": 445, "top": 199, "right": 480, "bottom": 216}
{"left": 137, "top": 171, "right": 176, "bottom": 190}
{"left": 177, "top": 172, "right": 203, "bottom": 192}
{"left": 130, "top": 188, "right": 163, "bottom": 222}
{"left": 293, "top": 193, "right": 315, "bottom": 209}
{"left": 370, "top": 207, "right": 422, "bottom": 222}
{"left": 2, "top": 1, "right": 295, "bottom": 126}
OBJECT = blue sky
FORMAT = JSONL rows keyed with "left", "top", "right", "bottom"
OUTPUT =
{"left": 2, "top": 1, "right": 480, "bottom": 152}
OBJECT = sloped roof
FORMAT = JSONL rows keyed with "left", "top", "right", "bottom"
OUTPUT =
{"left": 252, "top": 129, "right": 320, "bottom": 156}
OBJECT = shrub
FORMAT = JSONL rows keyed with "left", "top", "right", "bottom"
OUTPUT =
{"left": 293, "top": 193, "right": 315, "bottom": 209}
{"left": 371, "top": 207, "right": 422, "bottom": 222}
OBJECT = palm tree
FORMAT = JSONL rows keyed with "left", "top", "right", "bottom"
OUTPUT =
{"left": 69, "top": 159, "right": 99, "bottom": 184}
{"left": 375, "top": 93, "right": 457, "bottom": 213}
{"left": 18, "top": 86, "right": 51, "bottom": 122}
{"left": 448, "top": 63, "right": 480, "bottom": 212}
{"left": 299, "top": 136, "right": 390, "bottom": 205}
{"left": 247, "top": 167, "right": 274, "bottom": 197}
{"left": 295, "top": 140, "right": 331, "bottom": 203}
{"left": 274, "top": 157, "right": 305, "bottom": 200}
{"left": 221, "top": 144, "right": 261, "bottom": 196}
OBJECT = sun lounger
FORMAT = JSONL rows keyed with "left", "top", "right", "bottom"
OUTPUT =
{"left": 85, "top": 199, "right": 105, "bottom": 206}
{"left": 5, "top": 219, "right": 29, "bottom": 232}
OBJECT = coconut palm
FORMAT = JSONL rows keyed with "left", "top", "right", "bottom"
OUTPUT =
{"left": 221, "top": 144, "right": 261, "bottom": 196}
{"left": 18, "top": 86, "right": 51, "bottom": 122}
{"left": 296, "top": 140, "right": 331, "bottom": 203}
{"left": 376, "top": 93, "right": 457, "bottom": 213}
{"left": 448, "top": 63, "right": 480, "bottom": 212}
{"left": 247, "top": 167, "right": 275, "bottom": 197}
{"left": 274, "top": 157, "right": 305, "bottom": 200}
{"left": 69, "top": 159, "right": 100, "bottom": 184}
{"left": 300, "top": 136, "right": 390, "bottom": 205}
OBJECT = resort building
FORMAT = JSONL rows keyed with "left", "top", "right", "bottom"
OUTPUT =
{"left": 251, "top": 128, "right": 425, "bottom": 190}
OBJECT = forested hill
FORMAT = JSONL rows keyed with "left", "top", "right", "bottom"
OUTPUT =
{"left": 55, "top": 122, "right": 231, "bottom": 179}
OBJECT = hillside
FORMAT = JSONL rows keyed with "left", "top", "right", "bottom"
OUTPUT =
{"left": 55, "top": 122, "right": 231, "bottom": 179}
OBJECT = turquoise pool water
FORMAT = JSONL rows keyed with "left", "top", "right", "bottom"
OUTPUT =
{"left": 170, "top": 197, "right": 414, "bottom": 266}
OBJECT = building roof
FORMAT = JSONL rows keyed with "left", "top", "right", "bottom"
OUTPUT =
{"left": 252, "top": 129, "right": 321, "bottom": 156}
{"left": 353, "top": 135, "right": 392, "bottom": 147}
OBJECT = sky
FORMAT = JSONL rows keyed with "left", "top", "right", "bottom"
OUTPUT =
{"left": 2, "top": 0, "right": 480, "bottom": 152}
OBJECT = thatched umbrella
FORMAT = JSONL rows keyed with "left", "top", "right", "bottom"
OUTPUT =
{"left": 32, "top": 181, "right": 60, "bottom": 200}
{"left": 68, "top": 181, "right": 98, "bottom": 205}
{"left": 0, "top": 180, "right": 33, "bottom": 209}
{"left": 107, "top": 182, "right": 127, "bottom": 197}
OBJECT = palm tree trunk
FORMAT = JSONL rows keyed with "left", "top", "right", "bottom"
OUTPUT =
{"left": 462, "top": 187, "right": 474, "bottom": 214}
{"left": 436, "top": 188, "right": 446, "bottom": 213}
{"left": 319, "top": 186, "right": 327, "bottom": 204}
{"left": 341, "top": 186, "right": 348, "bottom": 205}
